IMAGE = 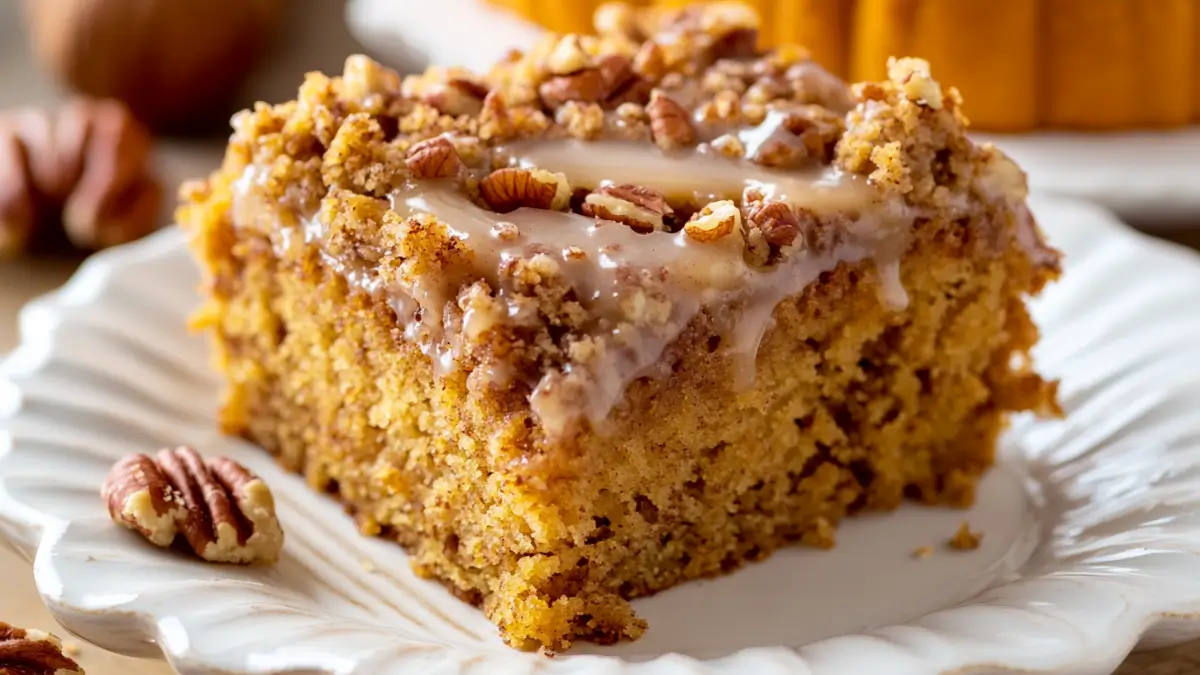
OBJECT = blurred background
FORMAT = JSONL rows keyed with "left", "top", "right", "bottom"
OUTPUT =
{"left": 0, "top": 0, "right": 1197, "bottom": 673}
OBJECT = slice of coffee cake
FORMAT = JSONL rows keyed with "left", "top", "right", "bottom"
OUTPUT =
{"left": 179, "top": 3, "right": 1060, "bottom": 650}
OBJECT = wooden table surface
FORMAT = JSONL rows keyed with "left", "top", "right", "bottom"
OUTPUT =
{"left": 2, "top": 2, "right": 1200, "bottom": 673}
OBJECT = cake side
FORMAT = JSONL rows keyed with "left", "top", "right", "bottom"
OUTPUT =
{"left": 179, "top": 3, "right": 1061, "bottom": 651}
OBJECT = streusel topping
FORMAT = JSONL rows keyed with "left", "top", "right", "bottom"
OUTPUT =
{"left": 199, "top": 2, "right": 1058, "bottom": 441}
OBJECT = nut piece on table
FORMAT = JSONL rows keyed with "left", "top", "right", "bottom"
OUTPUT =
{"left": 684, "top": 200, "right": 741, "bottom": 242}
{"left": 0, "top": 621, "right": 84, "bottom": 674}
{"left": 102, "top": 447, "right": 284, "bottom": 565}
{"left": 479, "top": 168, "right": 570, "bottom": 213}
{"left": 0, "top": 98, "right": 161, "bottom": 257}
{"left": 582, "top": 184, "right": 673, "bottom": 233}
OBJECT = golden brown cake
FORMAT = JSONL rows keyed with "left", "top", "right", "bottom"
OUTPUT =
{"left": 493, "top": 0, "right": 1200, "bottom": 131}
{"left": 179, "top": 3, "right": 1061, "bottom": 651}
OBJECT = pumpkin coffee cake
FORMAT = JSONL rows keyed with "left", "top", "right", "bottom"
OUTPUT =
{"left": 179, "top": 2, "right": 1061, "bottom": 651}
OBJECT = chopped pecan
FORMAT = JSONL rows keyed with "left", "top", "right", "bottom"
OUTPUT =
{"left": 743, "top": 76, "right": 791, "bottom": 105}
{"left": 479, "top": 168, "right": 569, "bottom": 212}
{"left": 684, "top": 199, "right": 741, "bottom": 242}
{"left": 646, "top": 90, "right": 695, "bottom": 150}
{"left": 405, "top": 135, "right": 465, "bottom": 179}
{"left": 743, "top": 199, "right": 802, "bottom": 248}
{"left": 491, "top": 221, "right": 521, "bottom": 242}
{"left": 546, "top": 35, "right": 593, "bottom": 76}
{"left": 596, "top": 54, "right": 646, "bottom": 108}
{"left": 422, "top": 79, "right": 486, "bottom": 117}
{"left": 539, "top": 69, "right": 608, "bottom": 109}
{"left": 594, "top": 2, "right": 641, "bottom": 38}
{"left": 103, "top": 447, "right": 284, "bottom": 565}
{"left": 0, "top": 621, "right": 83, "bottom": 674}
{"left": 539, "top": 54, "right": 648, "bottom": 111}
{"left": 778, "top": 106, "right": 843, "bottom": 163}
{"left": 478, "top": 90, "right": 515, "bottom": 142}
{"left": 582, "top": 184, "right": 673, "bottom": 233}
{"left": 888, "top": 57, "right": 944, "bottom": 110}
{"left": 750, "top": 135, "right": 806, "bottom": 168}
{"left": 711, "top": 28, "right": 759, "bottom": 60}
{"left": 555, "top": 101, "right": 605, "bottom": 140}
{"left": 632, "top": 41, "right": 667, "bottom": 82}
{"left": 787, "top": 61, "right": 853, "bottom": 113}
{"left": 448, "top": 76, "right": 490, "bottom": 100}
{"left": 708, "top": 133, "right": 746, "bottom": 159}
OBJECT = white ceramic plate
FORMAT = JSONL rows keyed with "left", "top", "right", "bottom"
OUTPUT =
{"left": 2, "top": 194, "right": 1200, "bottom": 675}
{"left": 345, "top": 0, "right": 1200, "bottom": 226}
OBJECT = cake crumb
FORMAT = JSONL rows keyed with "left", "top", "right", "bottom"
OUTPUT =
{"left": 539, "top": 646, "right": 558, "bottom": 658}
{"left": 801, "top": 516, "right": 837, "bottom": 549}
{"left": 360, "top": 558, "right": 377, "bottom": 573}
{"left": 912, "top": 544, "right": 934, "bottom": 559}
{"left": 63, "top": 640, "right": 82, "bottom": 658}
{"left": 948, "top": 522, "right": 982, "bottom": 550}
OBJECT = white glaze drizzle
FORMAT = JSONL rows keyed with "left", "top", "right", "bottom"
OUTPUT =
{"left": 232, "top": 145, "right": 914, "bottom": 439}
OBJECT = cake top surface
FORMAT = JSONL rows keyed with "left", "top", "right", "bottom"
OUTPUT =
{"left": 183, "top": 2, "right": 1060, "bottom": 441}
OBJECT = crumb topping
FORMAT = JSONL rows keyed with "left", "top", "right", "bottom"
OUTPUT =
{"left": 182, "top": 1, "right": 1061, "bottom": 442}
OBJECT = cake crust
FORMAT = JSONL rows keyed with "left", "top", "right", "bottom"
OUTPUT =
{"left": 179, "top": 2, "right": 1060, "bottom": 651}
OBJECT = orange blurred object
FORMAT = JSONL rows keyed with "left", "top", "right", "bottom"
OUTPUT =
{"left": 487, "top": 0, "right": 1200, "bottom": 132}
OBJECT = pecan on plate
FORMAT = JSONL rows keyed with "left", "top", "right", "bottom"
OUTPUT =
{"left": 0, "top": 621, "right": 83, "bottom": 674}
{"left": 103, "top": 447, "right": 284, "bottom": 565}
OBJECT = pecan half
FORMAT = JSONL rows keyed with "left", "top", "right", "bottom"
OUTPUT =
{"left": 0, "top": 622, "right": 82, "bottom": 675}
{"left": 103, "top": 447, "right": 284, "bottom": 565}
{"left": 582, "top": 184, "right": 673, "bottom": 233}
{"left": 103, "top": 453, "right": 188, "bottom": 547}
{"left": 405, "top": 136, "right": 464, "bottom": 179}
{"left": 684, "top": 200, "right": 741, "bottom": 242}
{"left": 646, "top": 90, "right": 696, "bottom": 151}
{"left": 479, "top": 168, "right": 569, "bottom": 212}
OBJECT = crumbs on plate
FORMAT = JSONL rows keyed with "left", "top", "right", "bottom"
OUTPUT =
{"left": 948, "top": 521, "right": 983, "bottom": 550}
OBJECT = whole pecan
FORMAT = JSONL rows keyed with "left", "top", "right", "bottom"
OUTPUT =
{"left": 0, "top": 621, "right": 83, "bottom": 674}
{"left": 103, "top": 447, "right": 284, "bottom": 565}
{"left": 0, "top": 98, "right": 161, "bottom": 256}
